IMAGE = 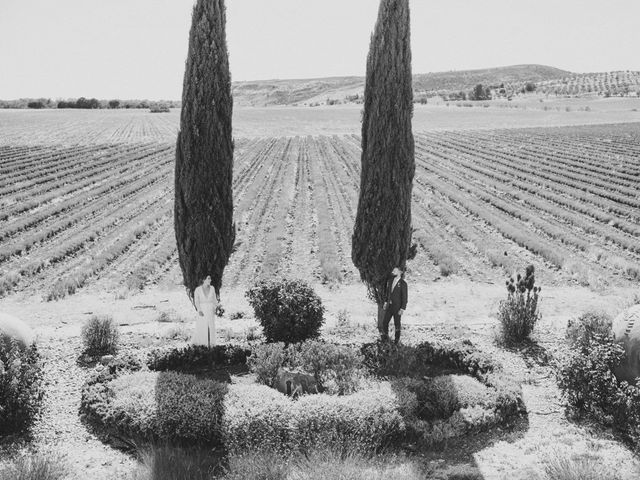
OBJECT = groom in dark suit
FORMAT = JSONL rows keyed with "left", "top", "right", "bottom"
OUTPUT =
{"left": 381, "top": 267, "right": 408, "bottom": 344}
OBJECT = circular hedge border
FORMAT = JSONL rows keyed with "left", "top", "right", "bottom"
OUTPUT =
{"left": 360, "top": 339, "right": 526, "bottom": 445}
{"left": 80, "top": 340, "right": 524, "bottom": 451}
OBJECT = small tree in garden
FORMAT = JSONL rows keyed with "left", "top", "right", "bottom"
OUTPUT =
{"left": 352, "top": 0, "right": 415, "bottom": 327}
{"left": 246, "top": 279, "right": 325, "bottom": 344}
{"left": 497, "top": 265, "right": 541, "bottom": 343}
{"left": 174, "top": 0, "right": 235, "bottom": 303}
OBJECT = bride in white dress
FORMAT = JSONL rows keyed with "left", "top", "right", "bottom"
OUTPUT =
{"left": 193, "top": 275, "right": 219, "bottom": 347}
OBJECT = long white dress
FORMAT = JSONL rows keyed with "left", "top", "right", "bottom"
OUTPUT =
{"left": 193, "top": 285, "right": 217, "bottom": 347}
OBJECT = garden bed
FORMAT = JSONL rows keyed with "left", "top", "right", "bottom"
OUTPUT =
{"left": 80, "top": 338, "right": 525, "bottom": 453}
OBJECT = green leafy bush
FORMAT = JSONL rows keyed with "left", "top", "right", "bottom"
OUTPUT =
{"left": 297, "top": 341, "right": 363, "bottom": 395}
{"left": 566, "top": 310, "right": 612, "bottom": 352}
{"left": 81, "top": 315, "right": 119, "bottom": 357}
{"left": 248, "top": 341, "right": 363, "bottom": 394}
{"left": 0, "top": 338, "right": 44, "bottom": 435}
{"left": 497, "top": 265, "right": 541, "bottom": 343}
{"left": 556, "top": 311, "right": 640, "bottom": 447}
{"left": 246, "top": 279, "right": 325, "bottom": 343}
{"left": 247, "top": 343, "right": 294, "bottom": 387}
{"left": 557, "top": 332, "right": 624, "bottom": 417}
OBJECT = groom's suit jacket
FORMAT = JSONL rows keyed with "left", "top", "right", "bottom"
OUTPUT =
{"left": 386, "top": 277, "right": 408, "bottom": 313}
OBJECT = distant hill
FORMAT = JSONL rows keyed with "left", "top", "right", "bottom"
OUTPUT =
{"left": 536, "top": 71, "right": 640, "bottom": 97}
{"left": 412, "top": 64, "right": 571, "bottom": 92}
{"left": 231, "top": 64, "right": 573, "bottom": 106}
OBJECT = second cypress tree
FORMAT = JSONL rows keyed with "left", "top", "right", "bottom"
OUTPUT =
{"left": 352, "top": 0, "right": 415, "bottom": 325}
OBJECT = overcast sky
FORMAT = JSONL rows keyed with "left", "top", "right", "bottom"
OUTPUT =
{"left": 1, "top": 0, "right": 639, "bottom": 100}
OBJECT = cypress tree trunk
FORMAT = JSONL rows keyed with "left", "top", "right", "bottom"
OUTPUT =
{"left": 175, "top": 0, "right": 235, "bottom": 302}
{"left": 352, "top": 0, "right": 415, "bottom": 322}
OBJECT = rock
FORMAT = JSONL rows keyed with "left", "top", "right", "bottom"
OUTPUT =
{"left": 100, "top": 355, "right": 115, "bottom": 365}
{"left": 274, "top": 367, "right": 319, "bottom": 397}
{"left": 612, "top": 305, "right": 640, "bottom": 383}
{"left": 0, "top": 312, "right": 35, "bottom": 350}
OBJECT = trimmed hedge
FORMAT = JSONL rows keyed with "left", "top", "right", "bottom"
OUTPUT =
{"left": 147, "top": 344, "right": 250, "bottom": 372}
{"left": 222, "top": 382, "right": 404, "bottom": 453}
{"left": 82, "top": 370, "right": 403, "bottom": 451}
{"left": 361, "top": 339, "right": 525, "bottom": 444}
{"left": 81, "top": 339, "right": 523, "bottom": 451}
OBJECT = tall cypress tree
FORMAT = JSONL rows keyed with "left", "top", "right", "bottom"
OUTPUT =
{"left": 175, "top": 0, "right": 235, "bottom": 302}
{"left": 352, "top": 0, "right": 415, "bottom": 323}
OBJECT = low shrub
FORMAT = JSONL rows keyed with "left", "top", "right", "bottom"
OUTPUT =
{"left": 556, "top": 311, "right": 640, "bottom": 447}
{"left": 297, "top": 341, "right": 363, "bottom": 395}
{"left": 0, "top": 338, "right": 44, "bottom": 435}
{"left": 362, "top": 340, "right": 524, "bottom": 445}
{"left": 222, "top": 383, "right": 295, "bottom": 453}
{"left": 248, "top": 341, "right": 363, "bottom": 394}
{"left": 544, "top": 451, "right": 622, "bottom": 480}
{"left": 361, "top": 339, "right": 496, "bottom": 379}
{"left": 81, "top": 315, "right": 119, "bottom": 357}
{"left": 147, "top": 344, "right": 250, "bottom": 373}
{"left": 247, "top": 343, "right": 294, "bottom": 387}
{"left": 246, "top": 279, "right": 325, "bottom": 343}
{"left": 566, "top": 310, "right": 612, "bottom": 352}
{"left": 133, "top": 444, "right": 221, "bottom": 480}
{"left": 419, "top": 375, "right": 495, "bottom": 421}
{"left": 222, "top": 382, "right": 404, "bottom": 453}
{"left": 497, "top": 265, "right": 541, "bottom": 343}
{"left": 294, "top": 383, "right": 404, "bottom": 450}
{"left": 0, "top": 451, "right": 68, "bottom": 480}
{"left": 81, "top": 370, "right": 228, "bottom": 445}
{"left": 223, "top": 447, "right": 426, "bottom": 480}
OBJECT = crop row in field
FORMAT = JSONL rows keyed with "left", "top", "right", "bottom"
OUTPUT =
{"left": 1, "top": 122, "right": 638, "bottom": 299}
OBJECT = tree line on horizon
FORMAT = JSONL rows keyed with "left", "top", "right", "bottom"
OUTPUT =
{"left": 0, "top": 98, "right": 181, "bottom": 110}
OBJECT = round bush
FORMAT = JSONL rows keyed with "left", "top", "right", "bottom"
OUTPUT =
{"left": 0, "top": 337, "right": 44, "bottom": 435}
{"left": 246, "top": 279, "right": 325, "bottom": 343}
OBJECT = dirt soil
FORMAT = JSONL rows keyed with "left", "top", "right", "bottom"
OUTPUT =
{"left": 1, "top": 279, "right": 640, "bottom": 479}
